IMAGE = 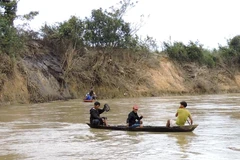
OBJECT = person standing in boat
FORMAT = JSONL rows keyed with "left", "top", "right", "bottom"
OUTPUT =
{"left": 90, "top": 101, "right": 107, "bottom": 126}
{"left": 166, "top": 101, "right": 193, "bottom": 127}
{"left": 126, "top": 105, "right": 143, "bottom": 128}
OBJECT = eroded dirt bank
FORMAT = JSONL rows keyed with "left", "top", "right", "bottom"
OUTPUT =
{"left": 0, "top": 48, "right": 240, "bottom": 105}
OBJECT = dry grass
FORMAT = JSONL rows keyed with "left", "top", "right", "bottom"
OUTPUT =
{"left": 2, "top": 44, "right": 240, "bottom": 105}
{"left": 0, "top": 54, "right": 29, "bottom": 104}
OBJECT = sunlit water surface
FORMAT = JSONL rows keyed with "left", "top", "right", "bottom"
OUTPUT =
{"left": 0, "top": 94, "right": 240, "bottom": 160}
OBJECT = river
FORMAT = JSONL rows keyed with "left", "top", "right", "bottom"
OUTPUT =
{"left": 0, "top": 94, "right": 240, "bottom": 160}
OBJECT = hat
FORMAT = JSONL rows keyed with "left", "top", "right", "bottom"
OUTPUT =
{"left": 133, "top": 105, "right": 139, "bottom": 110}
{"left": 180, "top": 101, "right": 187, "bottom": 107}
{"left": 94, "top": 101, "right": 100, "bottom": 106}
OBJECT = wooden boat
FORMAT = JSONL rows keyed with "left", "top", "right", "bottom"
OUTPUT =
{"left": 86, "top": 123, "right": 198, "bottom": 132}
{"left": 83, "top": 99, "right": 94, "bottom": 102}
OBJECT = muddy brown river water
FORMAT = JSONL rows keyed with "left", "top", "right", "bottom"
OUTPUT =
{"left": 0, "top": 94, "right": 240, "bottom": 160}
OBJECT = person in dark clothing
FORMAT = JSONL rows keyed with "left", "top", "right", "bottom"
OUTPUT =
{"left": 90, "top": 101, "right": 107, "bottom": 126}
{"left": 88, "top": 87, "right": 97, "bottom": 100}
{"left": 126, "top": 105, "right": 143, "bottom": 128}
{"left": 89, "top": 90, "right": 97, "bottom": 100}
{"left": 89, "top": 90, "right": 94, "bottom": 97}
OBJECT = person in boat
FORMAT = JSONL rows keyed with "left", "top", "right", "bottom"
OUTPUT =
{"left": 85, "top": 87, "right": 97, "bottom": 100}
{"left": 126, "top": 105, "right": 143, "bottom": 128}
{"left": 89, "top": 90, "right": 97, "bottom": 100}
{"left": 90, "top": 101, "right": 107, "bottom": 126}
{"left": 85, "top": 93, "right": 92, "bottom": 100}
{"left": 166, "top": 101, "right": 193, "bottom": 127}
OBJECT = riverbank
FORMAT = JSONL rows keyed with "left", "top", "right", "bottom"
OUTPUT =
{"left": 1, "top": 46, "right": 240, "bottom": 106}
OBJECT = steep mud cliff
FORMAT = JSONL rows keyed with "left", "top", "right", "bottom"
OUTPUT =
{"left": 0, "top": 49, "right": 240, "bottom": 105}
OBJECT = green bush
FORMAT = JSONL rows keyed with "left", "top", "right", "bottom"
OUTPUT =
{"left": 229, "top": 35, "right": 240, "bottom": 52}
{"left": 163, "top": 41, "right": 188, "bottom": 61}
{"left": 40, "top": 0, "right": 155, "bottom": 54}
{"left": 202, "top": 49, "right": 216, "bottom": 68}
{"left": 163, "top": 41, "right": 216, "bottom": 67}
{"left": 0, "top": 18, "right": 22, "bottom": 56}
{"left": 0, "top": 0, "right": 38, "bottom": 57}
{"left": 218, "top": 46, "right": 239, "bottom": 67}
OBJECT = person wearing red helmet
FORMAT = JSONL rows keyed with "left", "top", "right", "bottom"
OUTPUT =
{"left": 126, "top": 105, "right": 143, "bottom": 128}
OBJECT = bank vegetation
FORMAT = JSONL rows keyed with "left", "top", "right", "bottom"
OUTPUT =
{"left": 1, "top": 0, "right": 240, "bottom": 105}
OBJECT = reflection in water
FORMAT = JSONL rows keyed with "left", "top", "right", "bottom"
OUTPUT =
{"left": 88, "top": 128, "right": 143, "bottom": 145}
{"left": 0, "top": 94, "right": 240, "bottom": 160}
{"left": 168, "top": 132, "right": 197, "bottom": 159}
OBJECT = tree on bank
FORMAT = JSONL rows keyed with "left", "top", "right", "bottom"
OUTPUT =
{"left": 1, "top": 0, "right": 240, "bottom": 69}
{"left": 0, "top": 0, "right": 38, "bottom": 56}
